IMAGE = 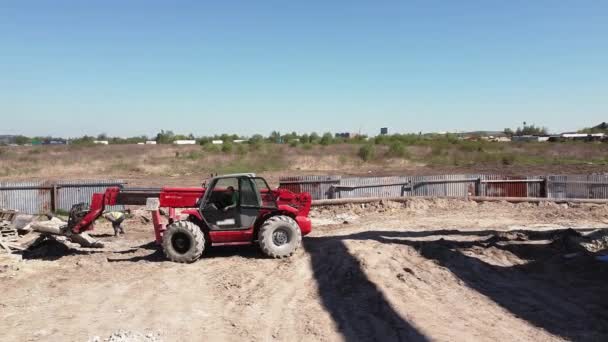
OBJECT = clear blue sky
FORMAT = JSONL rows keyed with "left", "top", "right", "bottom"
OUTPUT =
{"left": 1, "top": 0, "right": 606, "bottom": 137}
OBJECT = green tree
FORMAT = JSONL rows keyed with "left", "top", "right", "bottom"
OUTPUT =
{"left": 221, "top": 142, "right": 233, "bottom": 153}
{"left": 71, "top": 135, "right": 96, "bottom": 145}
{"left": 155, "top": 130, "right": 175, "bottom": 144}
{"left": 269, "top": 131, "right": 282, "bottom": 143}
{"left": 358, "top": 144, "right": 375, "bottom": 161}
{"left": 514, "top": 123, "right": 547, "bottom": 136}
{"left": 387, "top": 141, "right": 409, "bottom": 158}
{"left": 14, "top": 135, "right": 31, "bottom": 145}
{"left": 320, "top": 132, "right": 334, "bottom": 146}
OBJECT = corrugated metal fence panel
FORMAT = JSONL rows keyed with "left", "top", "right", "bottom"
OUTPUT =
{"left": 588, "top": 174, "right": 608, "bottom": 199}
{"left": 482, "top": 174, "right": 528, "bottom": 197}
{"left": 547, "top": 175, "right": 568, "bottom": 199}
{"left": 336, "top": 176, "right": 411, "bottom": 199}
{"left": 411, "top": 175, "right": 443, "bottom": 197}
{"left": 56, "top": 180, "right": 125, "bottom": 212}
{"left": 562, "top": 175, "right": 590, "bottom": 199}
{"left": 282, "top": 174, "right": 608, "bottom": 201}
{"left": 547, "top": 174, "right": 608, "bottom": 199}
{"left": 527, "top": 175, "right": 543, "bottom": 198}
{"left": 0, "top": 181, "right": 51, "bottom": 214}
{"left": 279, "top": 175, "right": 341, "bottom": 200}
{"left": 411, "top": 174, "right": 477, "bottom": 198}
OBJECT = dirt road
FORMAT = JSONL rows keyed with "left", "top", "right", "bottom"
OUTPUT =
{"left": 2, "top": 199, "right": 608, "bottom": 341}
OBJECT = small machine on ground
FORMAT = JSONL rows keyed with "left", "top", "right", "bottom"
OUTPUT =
{"left": 67, "top": 173, "right": 312, "bottom": 263}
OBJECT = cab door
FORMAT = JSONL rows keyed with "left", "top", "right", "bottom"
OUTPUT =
{"left": 237, "top": 177, "right": 262, "bottom": 229}
{"left": 199, "top": 176, "right": 261, "bottom": 230}
{"left": 200, "top": 177, "right": 240, "bottom": 230}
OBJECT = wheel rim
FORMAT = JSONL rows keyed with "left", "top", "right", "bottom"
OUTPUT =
{"left": 272, "top": 228, "right": 290, "bottom": 246}
{"left": 171, "top": 232, "right": 192, "bottom": 254}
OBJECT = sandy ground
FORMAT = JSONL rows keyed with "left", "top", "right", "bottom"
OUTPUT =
{"left": 2, "top": 199, "right": 608, "bottom": 342}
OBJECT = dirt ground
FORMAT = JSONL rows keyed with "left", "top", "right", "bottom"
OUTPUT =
{"left": 2, "top": 199, "right": 608, "bottom": 342}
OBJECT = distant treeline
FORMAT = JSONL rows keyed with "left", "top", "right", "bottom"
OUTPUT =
{"left": 4, "top": 122, "right": 607, "bottom": 147}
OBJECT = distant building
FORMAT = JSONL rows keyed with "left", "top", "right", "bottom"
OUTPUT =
{"left": 233, "top": 139, "right": 246, "bottom": 144}
{"left": 211, "top": 140, "right": 223, "bottom": 145}
{"left": 335, "top": 132, "right": 357, "bottom": 139}
{"left": 380, "top": 127, "right": 389, "bottom": 135}
{"left": 512, "top": 135, "right": 549, "bottom": 142}
{"left": 45, "top": 139, "right": 67, "bottom": 145}
{"left": 481, "top": 136, "right": 512, "bottom": 142}
{"left": 93, "top": 140, "right": 109, "bottom": 145}
{"left": 173, "top": 140, "right": 196, "bottom": 145}
{"left": 145, "top": 141, "right": 157, "bottom": 145}
{"left": 556, "top": 132, "right": 605, "bottom": 142}
{"left": 456, "top": 131, "right": 511, "bottom": 141}
{"left": 0, "top": 135, "right": 17, "bottom": 145}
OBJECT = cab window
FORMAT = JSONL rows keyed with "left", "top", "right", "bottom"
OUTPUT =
{"left": 208, "top": 177, "right": 239, "bottom": 209}
{"left": 254, "top": 177, "right": 277, "bottom": 207}
{"left": 239, "top": 178, "right": 260, "bottom": 207}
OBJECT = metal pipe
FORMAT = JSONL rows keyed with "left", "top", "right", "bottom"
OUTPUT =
{"left": 332, "top": 182, "right": 412, "bottom": 189}
{"left": 0, "top": 183, "right": 125, "bottom": 191}
{"left": 416, "top": 179, "right": 478, "bottom": 184}
{"left": 311, "top": 195, "right": 608, "bottom": 206}
{"left": 279, "top": 180, "right": 339, "bottom": 184}
{"left": 470, "top": 196, "right": 608, "bottom": 204}
{"left": 481, "top": 179, "right": 544, "bottom": 183}
{"left": 331, "top": 178, "right": 479, "bottom": 190}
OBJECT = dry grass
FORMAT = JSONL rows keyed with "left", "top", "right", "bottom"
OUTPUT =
{"left": 1, "top": 142, "right": 607, "bottom": 184}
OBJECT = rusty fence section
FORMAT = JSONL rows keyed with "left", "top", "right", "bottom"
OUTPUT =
{"left": 0, "top": 180, "right": 125, "bottom": 214}
{"left": 279, "top": 174, "right": 608, "bottom": 201}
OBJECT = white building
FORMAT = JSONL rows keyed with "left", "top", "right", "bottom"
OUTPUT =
{"left": 511, "top": 136, "right": 549, "bottom": 142}
{"left": 211, "top": 140, "right": 223, "bottom": 145}
{"left": 93, "top": 140, "right": 109, "bottom": 145}
{"left": 561, "top": 133, "right": 590, "bottom": 139}
{"left": 145, "top": 141, "right": 157, "bottom": 145}
{"left": 173, "top": 140, "right": 197, "bottom": 145}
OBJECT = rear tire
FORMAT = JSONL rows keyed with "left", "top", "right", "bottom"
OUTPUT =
{"left": 258, "top": 216, "right": 302, "bottom": 258}
{"left": 162, "top": 221, "right": 205, "bottom": 263}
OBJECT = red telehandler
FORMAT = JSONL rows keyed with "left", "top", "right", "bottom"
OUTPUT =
{"left": 66, "top": 174, "right": 312, "bottom": 263}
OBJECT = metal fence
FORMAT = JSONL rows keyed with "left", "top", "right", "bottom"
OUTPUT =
{"left": 279, "top": 174, "right": 608, "bottom": 201}
{"left": 3, "top": 175, "right": 607, "bottom": 213}
{"left": 0, "top": 180, "right": 125, "bottom": 214}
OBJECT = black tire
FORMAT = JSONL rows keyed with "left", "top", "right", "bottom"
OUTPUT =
{"left": 258, "top": 216, "right": 302, "bottom": 258}
{"left": 162, "top": 221, "right": 205, "bottom": 263}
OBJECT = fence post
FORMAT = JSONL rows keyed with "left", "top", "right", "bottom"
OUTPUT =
{"left": 475, "top": 178, "right": 481, "bottom": 196}
{"left": 543, "top": 177, "right": 549, "bottom": 198}
{"left": 50, "top": 184, "right": 58, "bottom": 213}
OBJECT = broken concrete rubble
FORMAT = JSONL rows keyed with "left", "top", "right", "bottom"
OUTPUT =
{"left": 70, "top": 232, "right": 104, "bottom": 248}
{"left": 30, "top": 217, "right": 104, "bottom": 248}
{"left": 0, "top": 212, "right": 104, "bottom": 255}
{"left": 30, "top": 218, "right": 66, "bottom": 235}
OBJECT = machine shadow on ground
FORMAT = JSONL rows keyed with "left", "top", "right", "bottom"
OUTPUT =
{"left": 309, "top": 228, "right": 608, "bottom": 341}
{"left": 303, "top": 237, "right": 430, "bottom": 342}
{"left": 107, "top": 243, "right": 266, "bottom": 263}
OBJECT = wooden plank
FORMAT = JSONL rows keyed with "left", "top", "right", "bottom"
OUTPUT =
{"left": 0, "top": 238, "right": 11, "bottom": 253}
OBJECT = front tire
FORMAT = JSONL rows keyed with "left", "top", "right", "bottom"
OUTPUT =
{"left": 258, "top": 216, "right": 302, "bottom": 258}
{"left": 162, "top": 221, "right": 205, "bottom": 263}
